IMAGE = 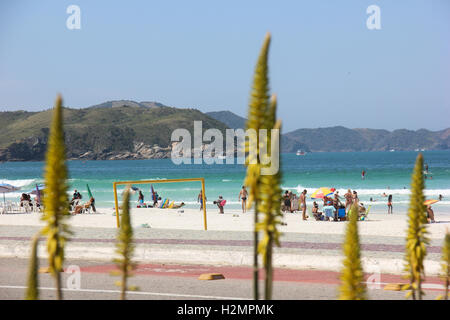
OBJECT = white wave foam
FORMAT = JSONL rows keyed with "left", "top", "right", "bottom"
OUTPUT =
{"left": 0, "top": 179, "right": 36, "bottom": 187}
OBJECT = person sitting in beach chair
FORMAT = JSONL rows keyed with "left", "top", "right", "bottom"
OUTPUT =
{"left": 312, "top": 201, "right": 324, "bottom": 221}
{"left": 73, "top": 197, "right": 95, "bottom": 214}
{"left": 323, "top": 201, "right": 336, "bottom": 221}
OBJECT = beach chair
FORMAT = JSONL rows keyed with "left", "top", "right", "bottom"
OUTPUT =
{"left": 21, "top": 201, "right": 32, "bottom": 213}
{"left": 70, "top": 199, "right": 80, "bottom": 212}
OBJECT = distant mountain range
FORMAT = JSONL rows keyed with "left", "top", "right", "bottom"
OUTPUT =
{"left": 0, "top": 100, "right": 448, "bottom": 161}
{"left": 204, "top": 111, "right": 450, "bottom": 153}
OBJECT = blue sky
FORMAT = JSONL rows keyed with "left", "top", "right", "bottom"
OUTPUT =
{"left": 0, "top": 0, "right": 449, "bottom": 132}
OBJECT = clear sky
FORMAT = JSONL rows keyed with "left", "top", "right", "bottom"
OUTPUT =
{"left": 1, "top": 0, "right": 449, "bottom": 132}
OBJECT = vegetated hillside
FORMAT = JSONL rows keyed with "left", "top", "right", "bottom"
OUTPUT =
{"left": 0, "top": 103, "right": 228, "bottom": 161}
{"left": 206, "top": 111, "right": 247, "bottom": 130}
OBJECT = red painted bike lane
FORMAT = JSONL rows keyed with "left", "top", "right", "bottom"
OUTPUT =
{"left": 77, "top": 263, "right": 445, "bottom": 291}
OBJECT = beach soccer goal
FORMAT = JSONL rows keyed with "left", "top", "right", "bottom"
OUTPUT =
{"left": 112, "top": 178, "right": 207, "bottom": 230}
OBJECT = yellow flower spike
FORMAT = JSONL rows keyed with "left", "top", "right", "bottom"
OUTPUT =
{"left": 40, "top": 95, "right": 71, "bottom": 300}
{"left": 403, "top": 153, "right": 430, "bottom": 300}
{"left": 339, "top": 204, "right": 367, "bottom": 300}
{"left": 113, "top": 187, "right": 138, "bottom": 300}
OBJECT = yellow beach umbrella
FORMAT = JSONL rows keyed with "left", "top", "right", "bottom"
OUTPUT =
{"left": 311, "top": 187, "right": 334, "bottom": 199}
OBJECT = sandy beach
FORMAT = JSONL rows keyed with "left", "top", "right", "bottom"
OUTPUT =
{"left": 0, "top": 207, "right": 448, "bottom": 239}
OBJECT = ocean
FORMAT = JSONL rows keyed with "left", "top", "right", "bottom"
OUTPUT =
{"left": 1, "top": 151, "right": 449, "bottom": 214}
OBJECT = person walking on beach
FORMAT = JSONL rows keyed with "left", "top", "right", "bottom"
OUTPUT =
{"left": 238, "top": 186, "right": 248, "bottom": 213}
{"left": 300, "top": 189, "right": 308, "bottom": 220}
{"left": 387, "top": 194, "right": 393, "bottom": 214}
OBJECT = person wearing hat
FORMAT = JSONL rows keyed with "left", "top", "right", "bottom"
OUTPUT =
{"left": 323, "top": 201, "right": 336, "bottom": 221}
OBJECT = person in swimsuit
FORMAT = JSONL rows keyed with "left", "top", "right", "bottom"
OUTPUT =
{"left": 239, "top": 186, "right": 248, "bottom": 213}
{"left": 352, "top": 191, "right": 359, "bottom": 205}
{"left": 387, "top": 194, "right": 393, "bottom": 214}
{"left": 426, "top": 205, "right": 435, "bottom": 223}
{"left": 198, "top": 190, "right": 206, "bottom": 210}
{"left": 138, "top": 190, "right": 144, "bottom": 205}
{"left": 300, "top": 189, "right": 308, "bottom": 220}
{"left": 344, "top": 189, "right": 353, "bottom": 212}
{"left": 361, "top": 170, "right": 366, "bottom": 180}
{"left": 283, "top": 191, "right": 291, "bottom": 213}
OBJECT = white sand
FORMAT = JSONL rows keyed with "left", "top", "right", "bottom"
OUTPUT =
{"left": 0, "top": 207, "right": 448, "bottom": 239}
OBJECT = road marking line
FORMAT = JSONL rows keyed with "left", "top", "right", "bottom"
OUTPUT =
{"left": 0, "top": 285, "right": 248, "bottom": 300}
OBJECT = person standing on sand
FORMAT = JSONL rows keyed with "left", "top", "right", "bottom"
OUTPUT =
{"left": 138, "top": 190, "right": 144, "bottom": 205}
{"left": 300, "top": 189, "right": 308, "bottom": 220}
{"left": 238, "top": 186, "right": 248, "bottom": 213}
{"left": 387, "top": 194, "right": 393, "bottom": 214}
{"left": 198, "top": 190, "right": 206, "bottom": 210}
{"left": 426, "top": 205, "right": 435, "bottom": 223}
{"left": 344, "top": 189, "right": 353, "bottom": 211}
{"left": 352, "top": 190, "right": 359, "bottom": 205}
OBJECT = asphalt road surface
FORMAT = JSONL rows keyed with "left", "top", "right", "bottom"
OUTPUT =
{"left": 0, "top": 257, "right": 445, "bottom": 300}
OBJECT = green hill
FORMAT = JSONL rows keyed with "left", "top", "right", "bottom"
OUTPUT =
{"left": 0, "top": 103, "right": 228, "bottom": 161}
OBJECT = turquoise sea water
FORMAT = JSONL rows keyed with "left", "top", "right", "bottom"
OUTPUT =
{"left": 1, "top": 151, "right": 449, "bottom": 213}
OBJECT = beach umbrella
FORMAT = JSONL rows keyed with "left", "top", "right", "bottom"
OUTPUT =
{"left": 86, "top": 184, "right": 96, "bottom": 213}
{"left": 86, "top": 184, "right": 93, "bottom": 199}
{"left": 0, "top": 183, "right": 20, "bottom": 205}
{"left": 311, "top": 187, "right": 334, "bottom": 199}
{"left": 35, "top": 184, "right": 41, "bottom": 204}
{"left": 151, "top": 184, "right": 156, "bottom": 201}
{"left": 424, "top": 199, "right": 439, "bottom": 206}
{"left": 28, "top": 184, "right": 45, "bottom": 195}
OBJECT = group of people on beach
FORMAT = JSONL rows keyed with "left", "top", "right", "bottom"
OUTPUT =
{"left": 280, "top": 188, "right": 367, "bottom": 222}
{"left": 70, "top": 189, "right": 96, "bottom": 214}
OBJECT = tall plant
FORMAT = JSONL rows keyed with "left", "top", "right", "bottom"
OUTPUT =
{"left": 24, "top": 234, "right": 40, "bottom": 300}
{"left": 438, "top": 231, "right": 450, "bottom": 300}
{"left": 41, "top": 95, "right": 72, "bottom": 300}
{"left": 403, "top": 153, "right": 429, "bottom": 300}
{"left": 255, "top": 95, "right": 282, "bottom": 300}
{"left": 113, "top": 187, "right": 138, "bottom": 300}
{"left": 339, "top": 204, "right": 366, "bottom": 300}
{"left": 244, "top": 32, "right": 272, "bottom": 300}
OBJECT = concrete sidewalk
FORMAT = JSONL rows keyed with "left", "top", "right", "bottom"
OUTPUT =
{"left": 0, "top": 225, "right": 444, "bottom": 276}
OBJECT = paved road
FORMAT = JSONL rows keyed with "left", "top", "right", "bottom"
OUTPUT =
{"left": 0, "top": 257, "right": 445, "bottom": 300}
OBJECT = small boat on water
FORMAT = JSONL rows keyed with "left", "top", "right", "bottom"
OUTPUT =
{"left": 296, "top": 150, "right": 306, "bottom": 156}
{"left": 389, "top": 149, "right": 395, "bottom": 152}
